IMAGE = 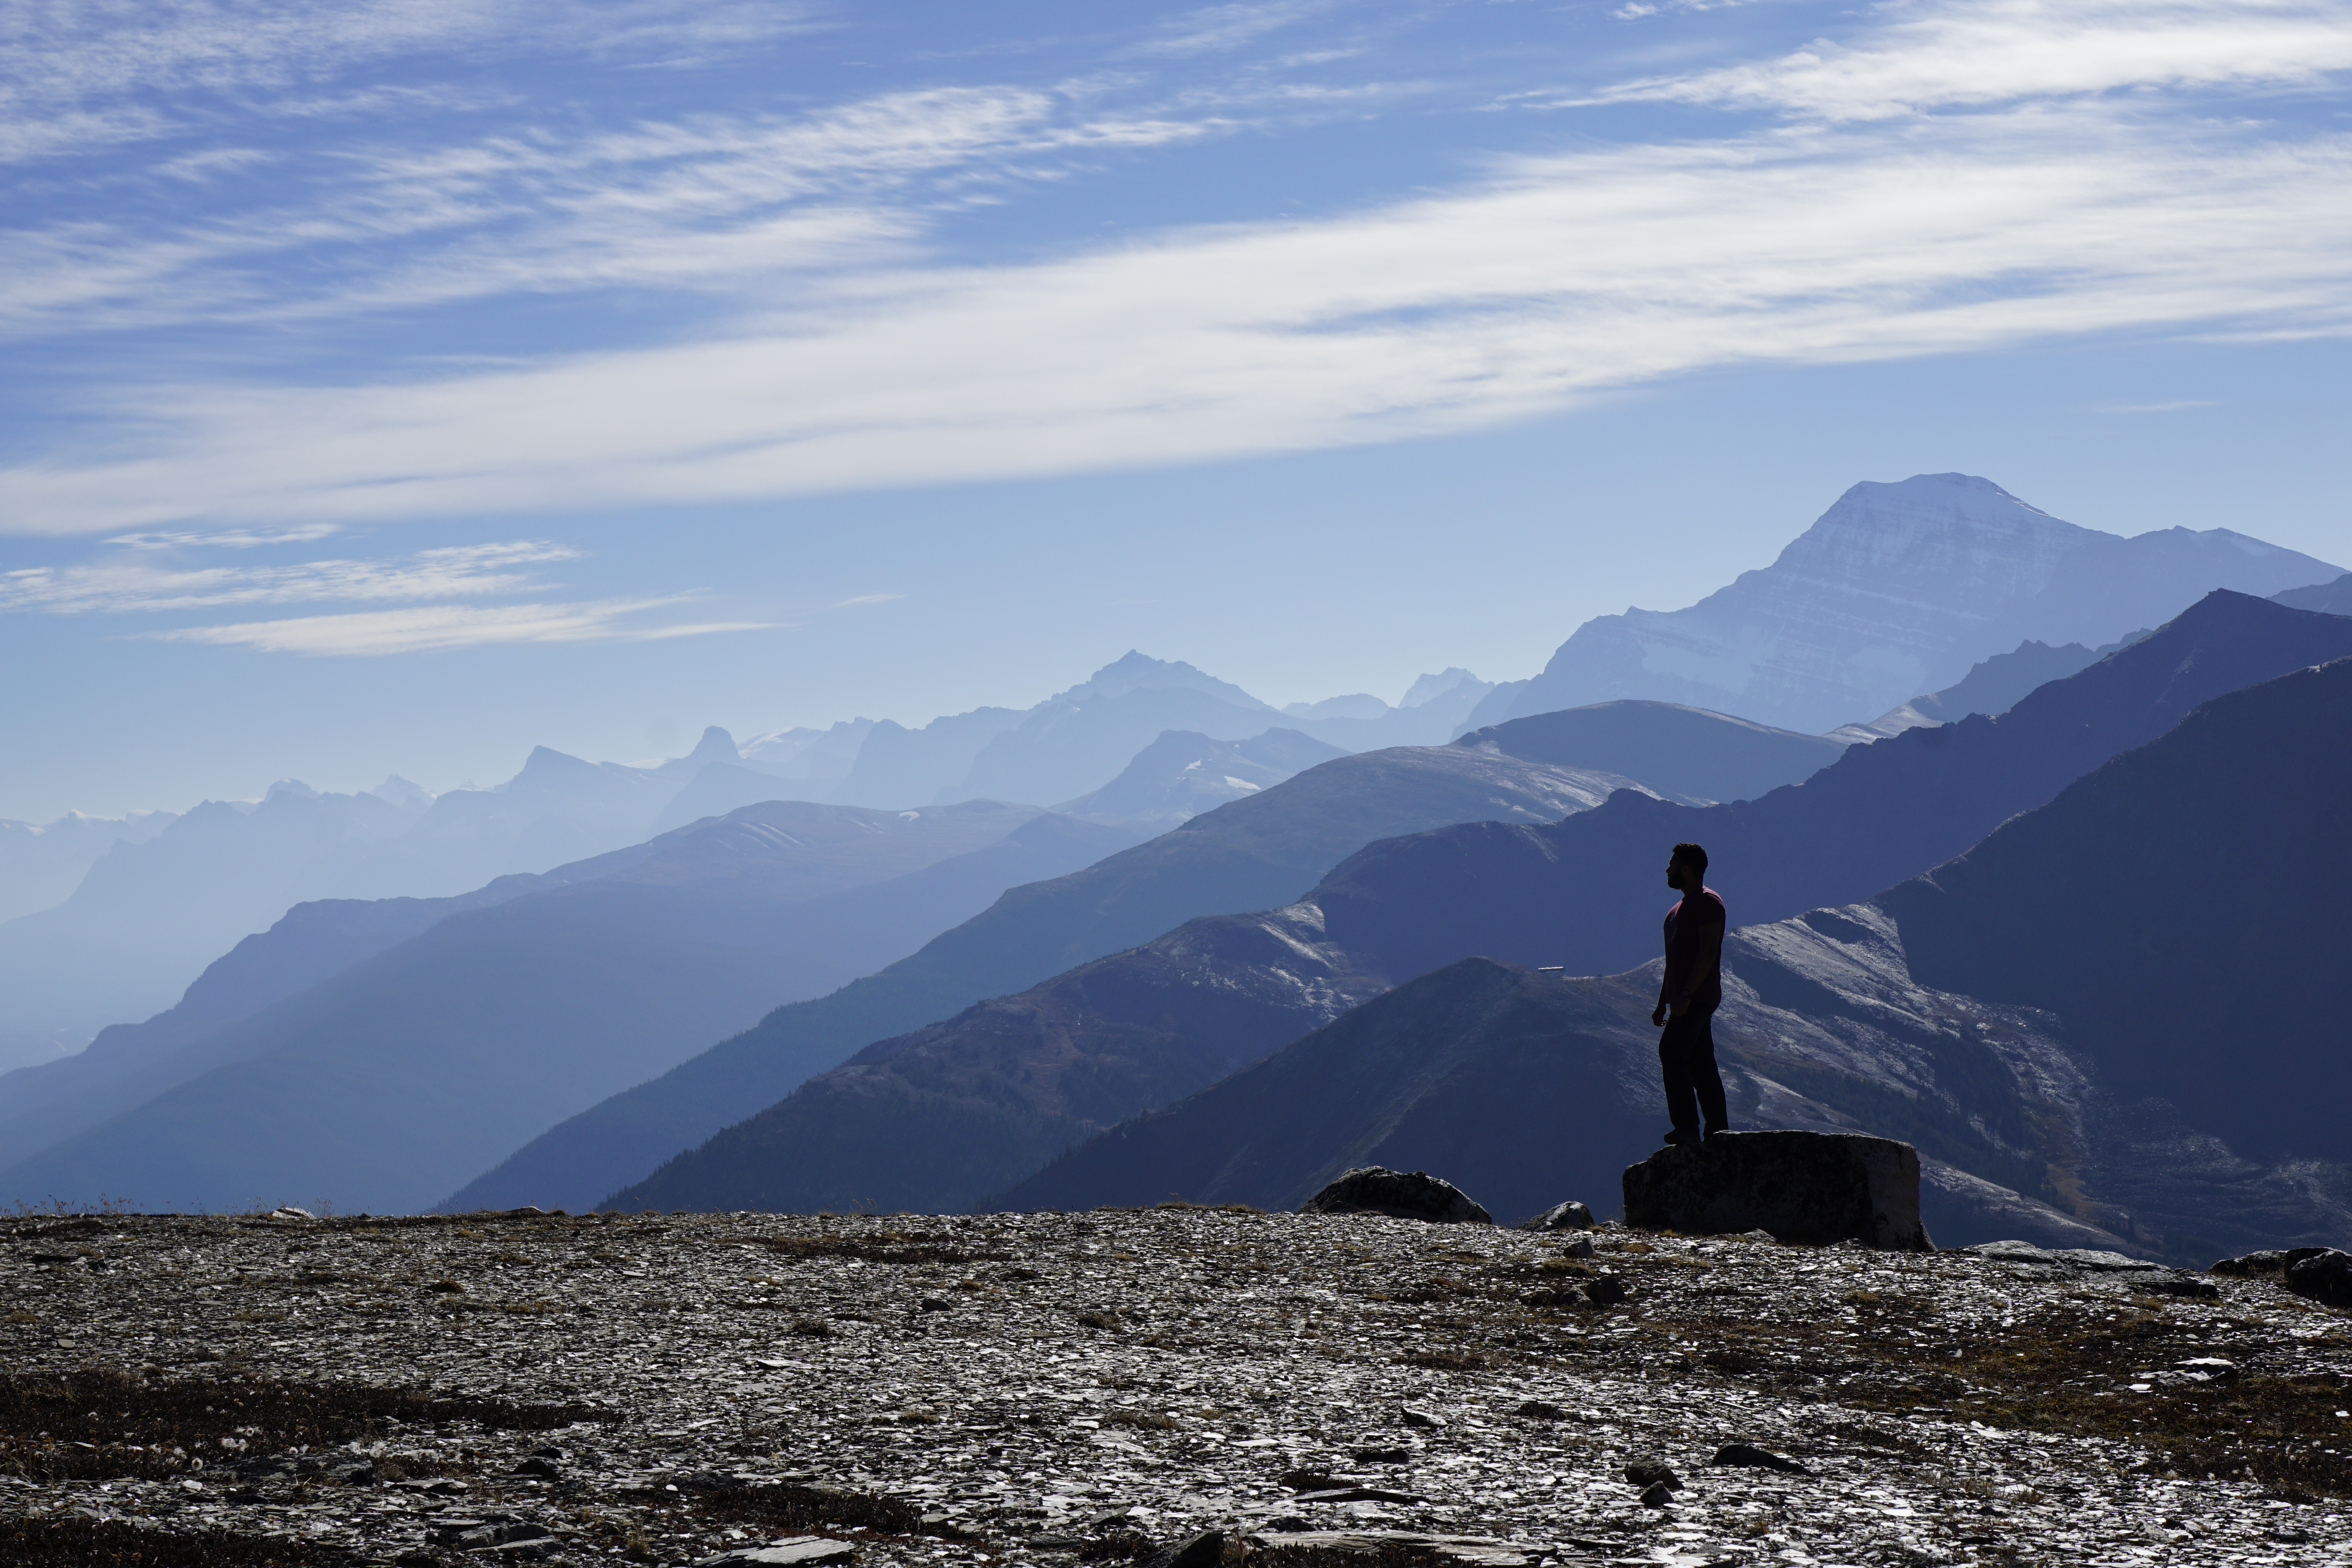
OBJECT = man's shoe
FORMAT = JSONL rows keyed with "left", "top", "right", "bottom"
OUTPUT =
{"left": 1661, "top": 1127, "right": 1701, "bottom": 1146}
{"left": 1703, "top": 1127, "right": 1731, "bottom": 1141}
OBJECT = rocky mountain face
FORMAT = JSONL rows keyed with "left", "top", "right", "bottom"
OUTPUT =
{"left": 0, "top": 800, "right": 1134, "bottom": 1214}
{"left": 1501, "top": 473, "right": 2339, "bottom": 734}
{"left": 1450, "top": 701, "right": 1846, "bottom": 804}
{"left": 608, "top": 592, "right": 2352, "bottom": 1224}
{"left": 1007, "top": 651, "right": 2352, "bottom": 1265}
{"left": 1055, "top": 728, "right": 1349, "bottom": 831}
{"left": 467, "top": 746, "right": 1651, "bottom": 1215}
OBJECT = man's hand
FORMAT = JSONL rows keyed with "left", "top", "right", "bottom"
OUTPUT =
{"left": 1651, "top": 1002, "right": 1668, "bottom": 1027}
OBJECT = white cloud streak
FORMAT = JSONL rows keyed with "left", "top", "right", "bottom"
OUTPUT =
{"left": 145, "top": 599, "right": 773, "bottom": 655}
{"left": 1584, "top": 0, "right": 2352, "bottom": 120}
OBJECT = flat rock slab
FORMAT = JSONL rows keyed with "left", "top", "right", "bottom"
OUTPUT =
{"left": 1621, "top": 1130, "right": 1931, "bottom": 1250}
{"left": 1302, "top": 1167, "right": 1492, "bottom": 1224}
{"left": 697, "top": 1540, "right": 858, "bottom": 1567}
{"left": 1250, "top": 1530, "right": 1594, "bottom": 1566}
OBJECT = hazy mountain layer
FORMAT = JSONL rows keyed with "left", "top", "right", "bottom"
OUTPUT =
{"left": 0, "top": 727, "right": 758, "bottom": 1049}
{"left": 606, "top": 592, "right": 2352, "bottom": 1219}
{"left": 1824, "top": 638, "right": 2113, "bottom": 743}
{"left": 0, "top": 801, "right": 1131, "bottom": 1212}
{"left": 1505, "top": 473, "right": 2339, "bottom": 733}
{"left": 0, "top": 809, "right": 177, "bottom": 926}
{"left": 1005, "top": 652, "right": 2352, "bottom": 1264}
{"left": 2275, "top": 572, "right": 2352, "bottom": 615}
{"left": 453, "top": 746, "right": 1646, "bottom": 1214}
{"left": 1054, "top": 728, "right": 1347, "bottom": 831}
{"left": 1451, "top": 700, "right": 1845, "bottom": 804}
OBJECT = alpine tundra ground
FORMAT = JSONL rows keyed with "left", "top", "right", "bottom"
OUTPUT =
{"left": 3, "top": 1205, "right": 2348, "bottom": 1566}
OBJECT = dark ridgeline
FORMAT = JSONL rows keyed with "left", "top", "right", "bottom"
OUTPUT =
{"left": 606, "top": 590, "right": 2352, "bottom": 1222}
{"left": 1001, "top": 651, "right": 2352, "bottom": 1263}
{"left": 0, "top": 801, "right": 1135, "bottom": 1216}
{"left": 448, "top": 743, "right": 1657, "bottom": 1212}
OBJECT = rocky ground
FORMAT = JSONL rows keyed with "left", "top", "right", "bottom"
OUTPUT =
{"left": 4, "top": 1205, "right": 2349, "bottom": 1567}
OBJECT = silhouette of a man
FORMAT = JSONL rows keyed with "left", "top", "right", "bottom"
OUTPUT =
{"left": 1652, "top": 840, "right": 1728, "bottom": 1146}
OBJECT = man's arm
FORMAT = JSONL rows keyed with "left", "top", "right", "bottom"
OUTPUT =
{"left": 1668, "top": 922, "right": 1724, "bottom": 1019}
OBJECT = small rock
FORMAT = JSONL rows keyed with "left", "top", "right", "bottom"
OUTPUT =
{"left": 1733, "top": 1229, "right": 1777, "bottom": 1243}
{"left": 510, "top": 1455, "right": 561, "bottom": 1479}
{"left": 1515, "top": 1201, "right": 1595, "bottom": 1232}
{"left": 1303, "top": 1168, "right": 1493, "bottom": 1225}
{"left": 1637, "top": 1481, "right": 1675, "bottom": 1508}
{"left": 1295, "top": 1486, "right": 1423, "bottom": 1504}
{"left": 1512, "top": 1400, "right": 1564, "bottom": 1421}
{"left": 1711, "top": 1442, "right": 1810, "bottom": 1474}
{"left": 1582, "top": 1274, "right": 1630, "bottom": 1307}
{"left": 1351, "top": 1446, "right": 1410, "bottom": 1463}
{"left": 2140, "top": 1273, "right": 2222, "bottom": 1300}
{"left": 1623, "top": 1458, "right": 1680, "bottom": 1490}
{"left": 1141, "top": 1530, "right": 1226, "bottom": 1568}
{"left": 2176, "top": 1357, "right": 2238, "bottom": 1381}
{"left": 2285, "top": 1248, "right": 2352, "bottom": 1308}
{"left": 1401, "top": 1405, "right": 1446, "bottom": 1429}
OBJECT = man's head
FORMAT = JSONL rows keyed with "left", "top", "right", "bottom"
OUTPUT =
{"left": 1666, "top": 841, "right": 1708, "bottom": 891}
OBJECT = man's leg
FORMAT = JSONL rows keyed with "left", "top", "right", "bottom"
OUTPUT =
{"left": 1658, "top": 1015, "right": 1701, "bottom": 1137}
{"left": 1693, "top": 1010, "right": 1730, "bottom": 1136}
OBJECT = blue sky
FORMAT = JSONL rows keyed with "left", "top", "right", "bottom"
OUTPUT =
{"left": 3, "top": 0, "right": 2349, "bottom": 820}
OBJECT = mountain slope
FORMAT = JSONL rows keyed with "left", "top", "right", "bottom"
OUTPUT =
{"left": 1055, "top": 728, "right": 1348, "bottom": 831}
{"left": 1505, "top": 473, "right": 2338, "bottom": 733}
{"left": 1450, "top": 701, "right": 1844, "bottom": 804}
{"left": 0, "top": 800, "right": 1129, "bottom": 1212}
{"left": 1005, "top": 652, "right": 2352, "bottom": 1263}
{"left": 608, "top": 590, "right": 2352, "bottom": 1219}
{"left": 457, "top": 747, "right": 1649, "bottom": 1213}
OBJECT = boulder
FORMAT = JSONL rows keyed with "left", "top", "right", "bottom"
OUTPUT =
{"left": 1302, "top": 1168, "right": 1492, "bottom": 1225}
{"left": 2284, "top": 1248, "right": 2352, "bottom": 1308}
{"left": 2210, "top": 1250, "right": 2287, "bottom": 1276}
{"left": 1515, "top": 1200, "right": 1595, "bottom": 1232}
{"left": 1621, "top": 1130, "right": 1931, "bottom": 1251}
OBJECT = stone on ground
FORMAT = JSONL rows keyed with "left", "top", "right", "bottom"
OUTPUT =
{"left": 1301, "top": 1167, "right": 1492, "bottom": 1224}
{"left": 2285, "top": 1247, "right": 2352, "bottom": 1307}
{"left": 1515, "top": 1200, "right": 1594, "bottom": 1232}
{"left": 1621, "top": 1129, "right": 1932, "bottom": 1250}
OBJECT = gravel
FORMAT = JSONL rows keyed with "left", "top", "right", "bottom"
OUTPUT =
{"left": 4, "top": 1205, "right": 2349, "bottom": 1566}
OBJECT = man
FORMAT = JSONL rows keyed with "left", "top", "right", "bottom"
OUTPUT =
{"left": 1652, "top": 841, "right": 1728, "bottom": 1146}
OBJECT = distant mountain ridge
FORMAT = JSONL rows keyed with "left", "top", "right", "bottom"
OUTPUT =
{"left": 1054, "top": 728, "right": 1348, "bottom": 831}
{"left": 1494, "top": 473, "right": 2339, "bottom": 733}
{"left": 603, "top": 591, "right": 2352, "bottom": 1220}
{"left": 0, "top": 800, "right": 1134, "bottom": 1214}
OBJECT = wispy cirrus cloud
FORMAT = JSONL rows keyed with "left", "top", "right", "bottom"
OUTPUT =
{"left": 0, "top": 541, "right": 576, "bottom": 613}
{"left": 147, "top": 599, "right": 773, "bottom": 655}
{"left": 0, "top": 85, "right": 1219, "bottom": 339}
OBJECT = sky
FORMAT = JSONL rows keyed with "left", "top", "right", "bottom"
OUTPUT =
{"left": 3, "top": 0, "right": 2349, "bottom": 821}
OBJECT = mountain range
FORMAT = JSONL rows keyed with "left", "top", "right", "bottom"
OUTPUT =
{"left": 444, "top": 742, "right": 1682, "bottom": 1213}
{"left": 0, "top": 800, "right": 1134, "bottom": 1213}
{"left": 1479, "top": 473, "right": 2337, "bottom": 733}
{"left": 1000, "top": 647, "right": 2352, "bottom": 1266}
{"left": 607, "top": 591, "right": 2352, "bottom": 1224}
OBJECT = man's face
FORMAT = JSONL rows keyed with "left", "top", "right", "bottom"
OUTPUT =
{"left": 1666, "top": 855, "right": 1684, "bottom": 890}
